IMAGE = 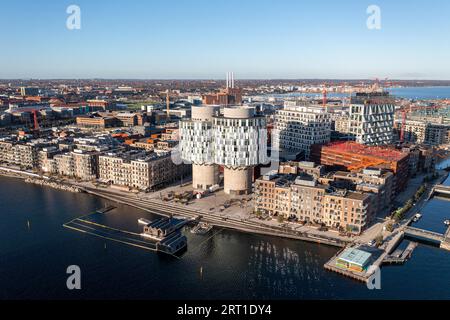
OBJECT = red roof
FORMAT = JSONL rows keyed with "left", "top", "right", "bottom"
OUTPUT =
{"left": 323, "top": 141, "right": 407, "bottom": 162}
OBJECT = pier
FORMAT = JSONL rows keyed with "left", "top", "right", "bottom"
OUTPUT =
{"left": 64, "top": 217, "right": 158, "bottom": 252}
{"left": 324, "top": 231, "right": 418, "bottom": 283}
{"left": 82, "top": 186, "right": 350, "bottom": 248}
{"left": 63, "top": 208, "right": 186, "bottom": 257}
{"left": 383, "top": 242, "right": 418, "bottom": 264}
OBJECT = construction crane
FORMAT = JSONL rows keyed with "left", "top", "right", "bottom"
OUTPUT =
{"left": 400, "top": 109, "right": 407, "bottom": 143}
{"left": 32, "top": 110, "right": 40, "bottom": 132}
{"left": 322, "top": 83, "right": 327, "bottom": 107}
{"left": 166, "top": 90, "right": 170, "bottom": 118}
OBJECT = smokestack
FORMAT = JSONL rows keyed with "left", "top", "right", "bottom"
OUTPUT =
{"left": 231, "top": 72, "right": 234, "bottom": 88}
{"left": 226, "top": 72, "right": 229, "bottom": 88}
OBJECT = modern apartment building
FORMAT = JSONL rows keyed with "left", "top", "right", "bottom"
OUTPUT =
{"left": 278, "top": 161, "right": 324, "bottom": 179}
{"left": 53, "top": 150, "right": 99, "bottom": 180}
{"left": 180, "top": 105, "right": 267, "bottom": 195}
{"left": 400, "top": 120, "right": 449, "bottom": 146}
{"left": 348, "top": 92, "right": 395, "bottom": 146}
{"left": 214, "top": 106, "right": 267, "bottom": 195}
{"left": 327, "top": 168, "right": 394, "bottom": 214}
{"left": 311, "top": 141, "right": 409, "bottom": 192}
{"left": 76, "top": 113, "right": 120, "bottom": 128}
{"left": 180, "top": 105, "right": 220, "bottom": 190}
{"left": 0, "top": 138, "right": 53, "bottom": 169}
{"left": 322, "top": 190, "right": 375, "bottom": 234}
{"left": 275, "top": 103, "right": 331, "bottom": 159}
{"left": 254, "top": 171, "right": 377, "bottom": 234}
{"left": 20, "top": 87, "right": 39, "bottom": 96}
{"left": 99, "top": 151, "right": 188, "bottom": 191}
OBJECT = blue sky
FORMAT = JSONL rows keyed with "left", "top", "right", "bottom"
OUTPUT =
{"left": 1, "top": 0, "right": 450, "bottom": 79}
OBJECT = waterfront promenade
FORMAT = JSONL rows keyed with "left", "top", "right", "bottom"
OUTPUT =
{"left": 1, "top": 164, "right": 448, "bottom": 258}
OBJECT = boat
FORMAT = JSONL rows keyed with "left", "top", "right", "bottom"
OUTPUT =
{"left": 444, "top": 220, "right": 450, "bottom": 226}
{"left": 413, "top": 213, "right": 422, "bottom": 223}
{"left": 138, "top": 218, "right": 152, "bottom": 225}
{"left": 191, "top": 222, "right": 213, "bottom": 235}
{"left": 140, "top": 217, "right": 188, "bottom": 254}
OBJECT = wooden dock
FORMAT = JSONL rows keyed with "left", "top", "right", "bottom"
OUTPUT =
{"left": 64, "top": 217, "right": 159, "bottom": 252}
{"left": 62, "top": 208, "right": 183, "bottom": 258}
{"left": 323, "top": 249, "right": 374, "bottom": 283}
{"left": 324, "top": 232, "right": 405, "bottom": 283}
{"left": 383, "top": 242, "right": 418, "bottom": 264}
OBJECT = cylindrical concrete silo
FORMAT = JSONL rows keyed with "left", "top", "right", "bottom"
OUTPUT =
{"left": 214, "top": 106, "right": 267, "bottom": 195}
{"left": 180, "top": 105, "right": 220, "bottom": 190}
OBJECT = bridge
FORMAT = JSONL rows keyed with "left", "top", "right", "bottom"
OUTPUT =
{"left": 405, "top": 226, "right": 444, "bottom": 242}
{"left": 430, "top": 184, "right": 450, "bottom": 200}
{"left": 405, "top": 226, "right": 450, "bottom": 251}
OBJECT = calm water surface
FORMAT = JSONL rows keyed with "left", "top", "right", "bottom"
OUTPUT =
{"left": 1, "top": 175, "right": 449, "bottom": 300}
{"left": 268, "top": 86, "right": 450, "bottom": 100}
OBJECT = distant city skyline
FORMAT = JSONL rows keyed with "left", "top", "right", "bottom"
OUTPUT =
{"left": 2, "top": 0, "right": 450, "bottom": 80}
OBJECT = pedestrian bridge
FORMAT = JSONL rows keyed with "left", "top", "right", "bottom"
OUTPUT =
{"left": 405, "top": 226, "right": 444, "bottom": 242}
{"left": 405, "top": 226, "right": 450, "bottom": 251}
{"left": 431, "top": 185, "right": 450, "bottom": 199}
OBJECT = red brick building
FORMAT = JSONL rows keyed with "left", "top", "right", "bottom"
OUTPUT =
{"left": 311, "top": 141, "right": 410, "bottom": 192}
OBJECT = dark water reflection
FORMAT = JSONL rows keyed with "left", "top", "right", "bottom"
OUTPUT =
{"left": 0, "top": 176, "right": 449, "bottom": 300}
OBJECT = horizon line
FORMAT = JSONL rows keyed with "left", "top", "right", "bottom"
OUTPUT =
{"left": 2, "top": 78, "right": 450, "bottom": 82}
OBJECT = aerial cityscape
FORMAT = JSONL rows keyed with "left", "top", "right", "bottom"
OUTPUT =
{"left": 1, "top": 0, "right": 450, "bottom": 310}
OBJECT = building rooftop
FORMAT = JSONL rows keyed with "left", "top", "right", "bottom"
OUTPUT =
{"left": 338, "top": 248, "right": 372, "bottom": 267}
{"left": 323, "top": 141, "right": 408, "bottom": 162}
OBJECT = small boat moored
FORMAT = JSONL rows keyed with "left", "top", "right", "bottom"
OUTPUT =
{"left": 191, "top": 222, "right": 213, "bottom": 235}
{"left": 138, "top": 218, "right": 152, "bottom": 225}
{"left": 413, "top": 213, "right": 422, "bottom": 223}
{"left": 444, "top": 220, "right": 450, "bottom": 226}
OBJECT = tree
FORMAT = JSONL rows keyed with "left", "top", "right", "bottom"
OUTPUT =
{"left": 277, "top": 215, "right": 285, "bottom": 224}
{"left": 385, "top": 222, "right": 394, "bottom": 232}
{"left": 375, "top": 234, "right": 384, "bottom": 247}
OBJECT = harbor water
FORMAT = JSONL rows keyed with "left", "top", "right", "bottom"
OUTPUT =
{"left": 267, "top": 86, "right": 450, "bottom": 100}
{"left": 1, "top": 174, "right": 449, "bottom": 300}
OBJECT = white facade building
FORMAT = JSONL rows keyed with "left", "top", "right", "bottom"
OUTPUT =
{"left": 180, "top": 105, "right": 268, "bottom": 195}
{"left": 275, "top": 103, "right": 331, "bottom": 159}
{"left": 179, "top": 105, "right": 220, "bottom": 190}
{"left": 214, "top": 107, "right": 267, "bottom": 195}
{"left": 348, "top": 92, "right": 395, "bottom": 146}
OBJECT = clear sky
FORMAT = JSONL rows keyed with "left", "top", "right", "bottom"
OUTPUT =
{"left": 1, "top": 0, "right": 450, "bottom": 79}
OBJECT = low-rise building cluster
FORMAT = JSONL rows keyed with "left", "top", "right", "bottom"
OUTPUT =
{"left": 0, "top": 127, "right": 188, "bottom": 191}
{"left": 255, "top": 167, "right": 382, "bottom": 234}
